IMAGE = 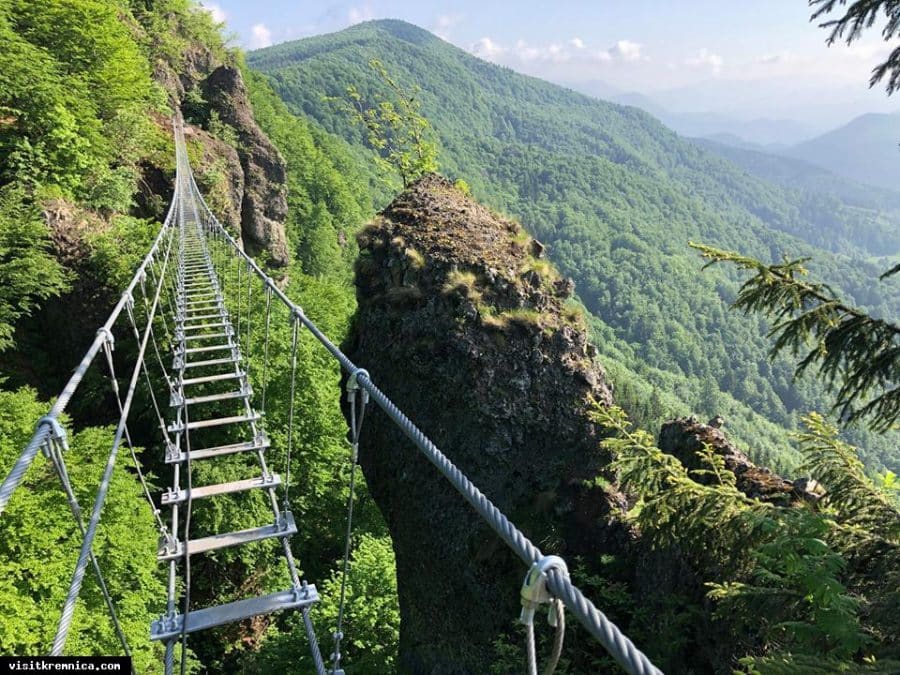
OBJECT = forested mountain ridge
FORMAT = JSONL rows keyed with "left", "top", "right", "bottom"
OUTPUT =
{"left": 250, "top": 19, "right": 900, "bottom": 473}
{"left": 781, "top": 111, "right": 900, "bottom": 191}
{"left": 693, "top": 135, "right": 900, "bottom": 223}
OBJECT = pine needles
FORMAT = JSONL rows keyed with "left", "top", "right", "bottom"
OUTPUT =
{"left": 690, "top": 243, "right": 900, "bottom": 431}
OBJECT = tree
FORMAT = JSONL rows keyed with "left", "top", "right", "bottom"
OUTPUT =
{"left": 332, "top": 59, "right": 439, "bottom": 188}
{"left": 810, "top": 0, "right": 900, "bottom": 93}
{"left": 0, "top": 388, "right": 168, "bottom": 671}
{"left": 690, "top": 243, "right": 900, "bottom": 432}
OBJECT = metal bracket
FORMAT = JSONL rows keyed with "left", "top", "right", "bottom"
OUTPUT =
{"left": 170, "top": 389, "right": 184, "bottom": 408}
{"left": 36, "top": 415, "right": 69, "bottom": 455}
{"left": 264, "top": 276, "right": 277, "bottom": 292}
{"left": 347, "top": 368, "right": 370, "bottom": 392}
{"left": 96, "top": 327, "right": 115, "bottom": 350}
{"left": 165, "top": 441, "right": 180, "bottom": 463}
{"left": 520, "top": 555, "right": 569, "bottom": 626}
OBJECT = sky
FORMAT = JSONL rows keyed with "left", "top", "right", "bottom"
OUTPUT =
{"left": 200, "top": 1, "right": 898, "bottom": 128}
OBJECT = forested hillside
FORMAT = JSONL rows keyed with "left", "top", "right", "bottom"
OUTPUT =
{"left": 250, "top": 19, "right": 900, "bottom": 473}
{"left": 0, "top": 1, "right": 398, "bottom": 671}
{"left": 693, "top": 135, "right": 900, "bottom": 222}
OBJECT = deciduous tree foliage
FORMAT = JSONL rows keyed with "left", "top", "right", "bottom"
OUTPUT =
{"left": 0, "top": 388, "right": 167, "bottom": 671}
{"left": 0, "top": 1, "right": 394, "bottom": 671}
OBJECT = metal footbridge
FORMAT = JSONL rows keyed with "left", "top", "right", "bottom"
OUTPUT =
{"left": 0, "top": 121, "right": 661, "bottom": 675}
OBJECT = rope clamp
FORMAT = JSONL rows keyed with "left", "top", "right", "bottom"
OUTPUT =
{"left": 520, "top": 555, "right": 569, "bottom": 626}
{"left": 291, "top": 306, "right": 305, "bottom": 321}
{"left": 37, "top": 416, "right": 69, "bottom": 454}
{"left": 347, "top": 368, "right": 370, "bottom": 393}
{"left": 121, "top": 289, "right": 134, "bottom": 309}
{"left": 96, "top": 327, "right": 115, "bottom": 350}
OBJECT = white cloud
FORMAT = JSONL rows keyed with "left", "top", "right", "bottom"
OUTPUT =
{"left": 471, "top": 36, "right": 648, "bottom": 68}
{"left": 471, "top": 37, "right": 507, "bottom": 59}
{"left": 250, "top": 23, "right": 272, "bottom": 48}
{"left": 432, "top": 13, "right": 464, "bottom": 40}
{"left": 200, "top": 2, "right": 226, "bottom": 23}
{"left": 685, "top": 48, "right": 723, "bottom": 74}
{"left": 347, "top": 4, "right": 374, "bottom": 25}
{"left": 743, "top": 40, "right": 889, "bottom": 85}
{"left": 608, "top": 40, "right": 644, "bottom": 62}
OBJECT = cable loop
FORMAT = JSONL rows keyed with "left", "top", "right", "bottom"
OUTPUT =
{"left": 520, "top": 555, "right": 569, "bottom": 626}
{"left": 347, "top": 368, "right": 370, "bottom": 408}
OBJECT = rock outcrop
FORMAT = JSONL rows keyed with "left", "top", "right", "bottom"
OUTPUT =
{"left": 343, "top": 175, "right": 628, "bottom": 672}
{"left": 182, "top": 124, "right": 245, "bottom": 232}
{"left": 152, "top": 44, "right": 290, "bottom": 265}
{"left": 659, "top": 416, "right": 823, "bottom": 504}
{"left": 201, "top": 65, "right": 290, "bottom": 265}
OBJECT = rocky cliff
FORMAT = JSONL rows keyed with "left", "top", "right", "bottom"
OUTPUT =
{"left": 154, "top": 44, "right": 290, "bottom": 265}
{"left": 659, "top": 416, "right": 823, "bottom": 505}
{"left": 342, "top": 175, "right": 631, "bottom": 672}
{"left": 342, "top": 175, "right": 824, "bottom": 673}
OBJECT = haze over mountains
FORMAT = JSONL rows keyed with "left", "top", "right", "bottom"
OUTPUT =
{"left": 567, "top": 78, "right": 900, "bottom": 192}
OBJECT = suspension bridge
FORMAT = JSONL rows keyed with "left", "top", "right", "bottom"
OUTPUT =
{"left": 0, "top": 122, "right": 661, "bottom": 675}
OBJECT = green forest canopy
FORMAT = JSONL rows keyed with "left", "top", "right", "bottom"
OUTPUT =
{"left": 248, "top": 18, "right": 900, "bottom": 473}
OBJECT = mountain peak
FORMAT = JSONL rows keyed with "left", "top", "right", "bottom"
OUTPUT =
{"left": 349, "top": 18, "right": 439, "bottom": 45}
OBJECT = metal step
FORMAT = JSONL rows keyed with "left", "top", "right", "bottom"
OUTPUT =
{"left": 168, "top": 412, "right": 260, "bottom": 434}
{"left": 174, "top": 354, "right": 239, "bottom": 370}
{"left": 180, "top": 371, "right": 245, "bottom": 386}
{"left": 165, "top": 433, "right": 269, "bottom": 464}
{"left": 178, "top": 342, "right": 233, "bottom": 356}
{"left": 170, "top": 388, "right": 251, "bottom": 407}
{"left": 150, "top": 585, "right": 318, "bottom": 641}
{"left": 179, "top": 303, "right": 224, "bottom": 314}
{"left": 177, "top": 291, "right": 218, "bottom": 301}
{"left": 179, "top": 285, "right": 217, "bottom": 295}
{"left": 161, "top": 474, "right": 281, "bottom": 505}
{"left": 157, "top": 511, "right": 297, "bottom": 561}
{"left": 180, "top": 330, "right": 232, "bottom": 343}
{"left": 182, "top": 311, "right": 228, "bottom": 322}
{"left": 180, "top": 320, "right": 232, "bottom": 332}
{"left": 179, "top": 294, "right": 222, "bottom": 304}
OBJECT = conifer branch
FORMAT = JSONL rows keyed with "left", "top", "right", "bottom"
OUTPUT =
{"left": 690, "top": 243, "right": 900, "bottom": 432}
